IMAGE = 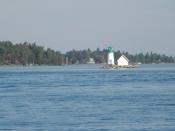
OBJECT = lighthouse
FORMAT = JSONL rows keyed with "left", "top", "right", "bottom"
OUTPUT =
{"left": 107, "top": 46, "right": 115, "bottom": 65}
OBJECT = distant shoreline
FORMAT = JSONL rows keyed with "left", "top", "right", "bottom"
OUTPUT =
{"left": 0, "top": 63, "right": 175, "bottom": 67}
{"left": 0, "top": 41, "right": 174, "bottom": 66}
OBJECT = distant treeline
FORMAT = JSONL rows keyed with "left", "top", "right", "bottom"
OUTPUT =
{"left": 0, "top": 41, "right": 63, "bottom": 65}
{"left": 0, "top": 41, "right": 174, "bottom": 65}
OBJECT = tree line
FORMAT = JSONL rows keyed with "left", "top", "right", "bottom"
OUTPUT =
{"left": 0, "top": 41, "right": 174, "bottom": 65}
{"left": 0, "top": 41, "right": 63, "bottom": 65}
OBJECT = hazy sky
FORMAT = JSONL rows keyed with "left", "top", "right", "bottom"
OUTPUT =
{"left": 0, "top": 0, "right": 175, "bottom": 55}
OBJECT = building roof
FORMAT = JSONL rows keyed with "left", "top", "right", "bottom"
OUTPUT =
{"left": 107, "top": 46, "right": 113, "bottom": 53}
{"left": 118, "top": 55, "right": 129, "bottom": 62}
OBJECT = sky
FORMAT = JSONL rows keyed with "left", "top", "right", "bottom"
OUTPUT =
{"left": 0, "top": 0, "right": 175, "bottom": 55}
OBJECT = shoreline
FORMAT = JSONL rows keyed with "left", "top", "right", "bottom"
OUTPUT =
{"left": 0, "top": 63, "right": 175, "bottom": 67}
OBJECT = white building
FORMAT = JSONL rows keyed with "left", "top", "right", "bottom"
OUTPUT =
{"left": 107, "top": 47, "right": 115, "bottom": 65}
{"left": 117, "top": 55, "right": 129, "bottom": 66}
{"left": 87, "top": 58, "right": 95, "bottom": 64}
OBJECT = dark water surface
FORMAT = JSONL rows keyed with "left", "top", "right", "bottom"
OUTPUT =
{"left": 0, "top": 64, "right": 175, "bottom": 131}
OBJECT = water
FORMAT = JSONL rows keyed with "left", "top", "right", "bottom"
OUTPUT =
{"left": 0, "top": 64, "right": 175, "bottom": 131}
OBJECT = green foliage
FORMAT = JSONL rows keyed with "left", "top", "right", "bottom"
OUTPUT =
{"left": 0, "top": 41, "right": 64, "bottom": 65}
{"left": 65, "top": 49, "right": 174, "bottom": 64}
{"left": 0, "top": 41, "right": 174, "bottom": 65}
{"left": 121, "top": 51, "right": 174, "bottom": 64}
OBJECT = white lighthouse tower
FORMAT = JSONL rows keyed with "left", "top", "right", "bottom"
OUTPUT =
{"left": 107, "top": 46, "right": 115, "bottom": 65}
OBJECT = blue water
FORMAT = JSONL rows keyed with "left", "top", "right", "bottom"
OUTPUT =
{"left": 0, "top": 64, "right": 175, "bottom": 131}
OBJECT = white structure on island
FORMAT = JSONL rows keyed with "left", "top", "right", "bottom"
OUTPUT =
{"left": 107, "top": 46, "right": 115, "bottom": 65}
{"left": 87, "top": 57, "right": 95, "bottom": 64}
{"left": 117, "top": 55, "right": 129, "bottom": 66}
